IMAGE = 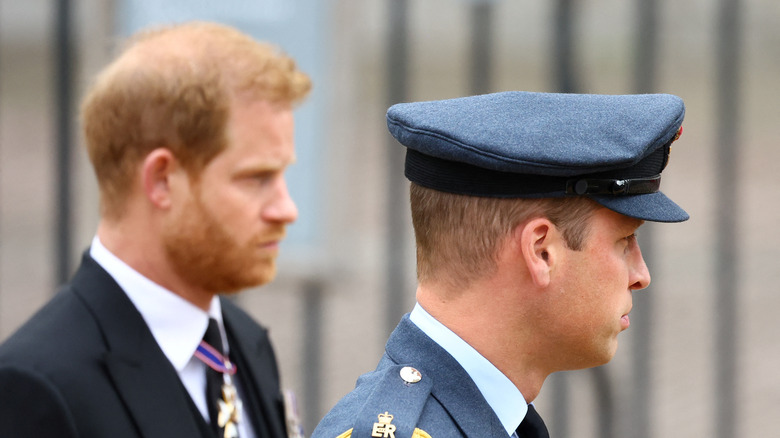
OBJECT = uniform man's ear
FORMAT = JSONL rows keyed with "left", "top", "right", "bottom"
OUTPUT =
{"left": 141, "top": 148, "right": 178, "bottom": 209}
{"left": 519, "top": 217, "right": 559, "bottom": 288}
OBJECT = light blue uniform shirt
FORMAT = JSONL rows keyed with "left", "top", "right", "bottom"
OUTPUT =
{"left": 410, "top": 303, "right": 527, "bottom": 437}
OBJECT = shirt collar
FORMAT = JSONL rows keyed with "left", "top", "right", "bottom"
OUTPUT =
{"left": 410, "top": 303, "right": 526, "bottom": 436}
{"left": 90, "top": 236, "right": 223, "bottom": 371}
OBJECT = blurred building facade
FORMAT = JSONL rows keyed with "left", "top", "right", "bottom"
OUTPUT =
{"left": 2, "top": 1, "right": 779, "bottom": 437}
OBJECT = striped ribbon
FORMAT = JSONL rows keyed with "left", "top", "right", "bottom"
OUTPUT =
{"left": 194, "top": 341, "right": 237, "bottom": 375}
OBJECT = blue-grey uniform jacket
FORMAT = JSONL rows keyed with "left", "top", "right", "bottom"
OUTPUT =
{"left": 312, "top": 315, "right": 510, "bottom": 438}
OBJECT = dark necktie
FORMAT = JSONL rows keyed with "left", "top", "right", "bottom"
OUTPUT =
{"left": 515, "top": 404, "right": 549, "bottom": 438}
{"left": 203, "top": 318, "right": 238, "bottom": 438}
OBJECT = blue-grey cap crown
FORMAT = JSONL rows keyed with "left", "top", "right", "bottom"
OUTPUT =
{"left": 386, "top": 91, "right": 689, "bottom": 222}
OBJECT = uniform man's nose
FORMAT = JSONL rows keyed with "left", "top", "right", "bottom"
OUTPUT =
{"left": 629, "top": 246, "right": 651, "bottom": 291}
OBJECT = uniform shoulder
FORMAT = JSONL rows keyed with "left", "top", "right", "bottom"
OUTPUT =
{"left": 313, "top": 364, "right": 435, "bottom": 438}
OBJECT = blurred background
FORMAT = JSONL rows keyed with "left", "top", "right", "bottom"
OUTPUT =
{"left": 1, "top": 0, "right": 778, "bottom": 437}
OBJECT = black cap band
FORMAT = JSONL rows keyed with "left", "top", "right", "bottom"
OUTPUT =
{"left": 405, "top": 149, "right": 568, "bottom": 198}
{"left": 565, "top": 175, "right": 661, "bottom": 195}
{"left": 405, "top": 149, "right": 663, "bottom": 199}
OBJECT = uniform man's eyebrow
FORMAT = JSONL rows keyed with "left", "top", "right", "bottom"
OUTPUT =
{"left": 620, "top": 218, "right": 645, "bottom": 235}
{"left": 630, "top": 220, "right": 645, "bottom": 233}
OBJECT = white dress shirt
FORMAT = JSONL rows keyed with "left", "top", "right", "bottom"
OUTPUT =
{"left": 90, "top": 236, "right": 255, "bottom": 438}
{"left": 410, "top": 303, "right": 527, "bottom": 437}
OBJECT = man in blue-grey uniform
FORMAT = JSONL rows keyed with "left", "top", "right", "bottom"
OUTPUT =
{"left": 312, "top": 91, "right": 689, "bottom": 438}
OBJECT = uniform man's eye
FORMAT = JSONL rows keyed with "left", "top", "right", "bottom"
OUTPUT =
{"left": 622, "top": 233, "right": 638, "bottom": 246}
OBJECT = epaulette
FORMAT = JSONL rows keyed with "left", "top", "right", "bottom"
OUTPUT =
{"left": 342, "top": 365, "right": 433, "bottom": 438}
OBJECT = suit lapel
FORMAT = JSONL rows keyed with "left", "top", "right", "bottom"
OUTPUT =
{"left": 71, "top": 254, "right": 206, "bottom": 438}
{"left": 221, "top": 299, "right": 287, "bottom": 438}
{"left": 385, "top": 316, "right": 508, "bottom": 437}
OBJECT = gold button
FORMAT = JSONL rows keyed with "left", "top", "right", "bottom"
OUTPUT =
{"left": 400, "top": 366, "right": 422, "bottom": 384}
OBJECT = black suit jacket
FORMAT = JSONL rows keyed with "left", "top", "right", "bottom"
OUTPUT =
{"left": 0, "top": 253, "right": 287, "bottom": 438}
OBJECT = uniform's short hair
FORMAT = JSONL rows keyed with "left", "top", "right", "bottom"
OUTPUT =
{"left": 81, "top": 22, "right": 312, "bottom": 219}
{"left": 410, "top": 183, "right": 600, "bottom": 287}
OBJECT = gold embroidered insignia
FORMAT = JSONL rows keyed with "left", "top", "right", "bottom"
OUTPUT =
{"left": 371, "top": 411, "right": 397, "bottom": 438}
{"left": 412, "top": 428, "right": 433, "bottom": 438}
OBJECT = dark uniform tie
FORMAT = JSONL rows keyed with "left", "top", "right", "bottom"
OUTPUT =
{"left": 515, "top": 404, "right": 549, "bottom": 438}
{"left": 203, "top": 318, "right": 232, "bottom": 438}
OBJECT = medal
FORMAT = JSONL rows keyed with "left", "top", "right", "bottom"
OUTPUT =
{"left": 218, "top": 378, "right": 242, "bottom": 438}
{"left": 196, "top": 342, "right": 243, "bottom": 437}
{"left": 283, "top": 389, "right": 305, "bottom": 438}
